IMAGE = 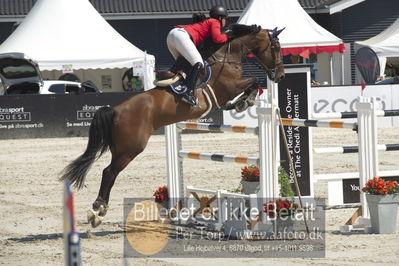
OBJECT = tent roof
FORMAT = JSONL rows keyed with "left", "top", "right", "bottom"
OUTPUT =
{"left": 355, "top": 18, "right": 399, "bottom": 77}
{"left": 238, "top": 0, "right": 345, "bottom": 56}
{"left": 357, "top": 18, "right": 399, "bottom": 58}
{"left": 0, "top": 0, "right": 154, "bottom": 71}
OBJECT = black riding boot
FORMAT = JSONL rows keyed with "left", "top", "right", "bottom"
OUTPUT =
{"left": 182, "top": 62, "right": 202, "bottom": 107}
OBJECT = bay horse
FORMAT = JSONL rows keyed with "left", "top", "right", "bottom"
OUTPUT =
{"left": 60, "top": 24, "right": 285, "bottom": 227}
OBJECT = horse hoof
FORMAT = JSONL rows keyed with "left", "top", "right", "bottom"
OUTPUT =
{"left": 235, "top": 101, "right": 249, "bottom": 113}
{"left": 247, "top": 99, "right": 255, "bottom": 106}
{"left": 87, "top": 209, "right": 96, "bottom": 224}
{"left": 98, "top": 205, "right": 108, "bottom": 217}
{"left": 87, "top": 209, "right": 103, "bottom": 228}
{"left": 91, "top": 215, "right": 103, "bottom": 228}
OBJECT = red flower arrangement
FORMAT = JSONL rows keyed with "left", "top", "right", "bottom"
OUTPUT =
{"left": 362, "top": 177, "right": 399, "bottom": 195}
{"left": 153, "top": 186, "right": 169, "bottom": 203}
{"left": 241, "top": 165, "right": 260, "bottom": 182}
{"left": 263, "top": 198, "right": 299, "bottom": 218}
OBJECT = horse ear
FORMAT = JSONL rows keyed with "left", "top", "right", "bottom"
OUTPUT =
{"left": 272, "top": 27, "right": 285, "bottom": 38}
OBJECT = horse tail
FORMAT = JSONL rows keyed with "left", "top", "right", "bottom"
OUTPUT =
{"left": 60, "top": 106, "right": 114, "bottom": 189}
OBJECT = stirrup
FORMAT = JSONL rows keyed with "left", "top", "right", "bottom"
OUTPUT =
{"left": 182, "top": 92, "right": 199, "bottom": 108}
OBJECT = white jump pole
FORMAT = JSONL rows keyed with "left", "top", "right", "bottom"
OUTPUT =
{"left": 257, "top": 105, "right": 277, "bottom": 202}
{"left": 270, "top": 80, "right": 280, "bottom": 199}
{"left": 165, "top": 123, "right": 184, "bottom": 210}
{"left": 357, "top": 96, "right": 378, "bottom": 220}
{"left": 255, "top": 78, "right": 279, "bottom": 227}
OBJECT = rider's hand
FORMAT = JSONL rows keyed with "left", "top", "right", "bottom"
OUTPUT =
{"left": 223, "top": 29, "right": 233, "bottom": 40}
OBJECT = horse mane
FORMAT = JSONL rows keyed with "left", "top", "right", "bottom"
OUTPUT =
{"left": 198, "top": 24, "right": 262, "bottom": 59}
{"left": 227, "top": 24, "right": 262, "bottom": 40}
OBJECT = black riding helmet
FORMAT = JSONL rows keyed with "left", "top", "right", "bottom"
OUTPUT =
{"left": 209, "top": 5, "right": 228, "bottom": 19}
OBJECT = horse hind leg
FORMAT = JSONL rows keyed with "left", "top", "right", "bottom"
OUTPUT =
{"left": 87, "top": 124, "right": 153, "bottom": 227}
{"left": 87, "top": 98, "right": 155, "bottom": 228}
{"left": 87, "top": 164, "right": 115, "bottom": 227}
{"left": 87, "top": 153, "right": 137, "bottom": 228}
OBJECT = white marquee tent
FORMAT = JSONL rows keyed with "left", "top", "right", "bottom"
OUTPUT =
{"left": 238, "top": 0, "right": 345, "bottom": 56}
{"left": 0, "top": 0, "right": 155, "bottom": 90}
{"left": 238, "top": 0, "right": 346, "bottom": 84}
{"left": 356, "top": 18, "right": 399, "bottom": 77}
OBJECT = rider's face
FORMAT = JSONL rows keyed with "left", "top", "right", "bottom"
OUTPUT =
{"left": 221, "top": 18, "right": 227, "bottom": 27}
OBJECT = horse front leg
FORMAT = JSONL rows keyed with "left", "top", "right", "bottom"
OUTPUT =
{"left": 224, "top": 77, "right": 259, "bottom": 112}
{"left": 241, "top": 80, "right": 260, "bottom": 107}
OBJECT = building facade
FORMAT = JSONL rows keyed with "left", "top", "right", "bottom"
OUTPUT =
{"left": 0, "top": 0, "right": 398, "bottom": 85}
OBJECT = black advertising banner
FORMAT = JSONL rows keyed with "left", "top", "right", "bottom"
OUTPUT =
{"left": 342, "top": 178, "right": 361, "bottom": 204}
{"left": 355, "top": 47, "right": 380, "bottom": 84}
{"left": 0, "top": 93, "right": 224, "bottom": 139}
{"left": 0, "top": 93, "right": 132, "bottom": 139}
{"left": 278, "top": 72, "right": 311, "bottom": 196}
{"left": 343, "top": 176, "right": 399, "bottom": 204}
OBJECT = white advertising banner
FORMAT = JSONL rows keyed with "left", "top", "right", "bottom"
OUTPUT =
{"left": 223, "top": 106, "right": 258, "bottom": 127}
{"left": 223, "top": 84, "right": 399, "bottom": 128}
{"left": 312, "top": 84, "right": 396, "bottom": 127}
{"left": 132, "top": 60, "right": 145, "bottom": 76}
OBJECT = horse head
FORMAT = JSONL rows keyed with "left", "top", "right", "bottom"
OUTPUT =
{"left": 230, "top": 24, "right": 285, "bottom": 83}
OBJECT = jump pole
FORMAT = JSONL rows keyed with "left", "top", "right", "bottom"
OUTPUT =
{"left": 312, "top": 109, "right": 399, "bottom": 119}
{"left": 314, "top": 144, "right": 399, "bottom": 154}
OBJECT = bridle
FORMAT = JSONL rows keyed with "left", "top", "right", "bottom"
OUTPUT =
{"left": 240, "top": 30, "right": 283, "bottom": 81}
{"left": 209, "top": 29, "right": 283, "bottom": 81}
{"left": 264, "top": 31, "right": 284, "bottom": 80}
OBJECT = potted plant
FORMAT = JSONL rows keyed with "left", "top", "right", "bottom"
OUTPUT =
{"left": 362, "top": 177, "right": 399, "bottom": 234}
{"left": 240, "top": 165, "right": 260, "bottom": 194}
{"left": 238, "top": 165, "right": 293, "bottom": 196}
{"left": 153, "top": 186, "right": 169, "bottom": 208}
{"left": 263, "top": 198, "right": 299, "bottom": 234}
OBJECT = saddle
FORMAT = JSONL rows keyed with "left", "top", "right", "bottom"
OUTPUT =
{"left": 154, "top": 58, "right": 211, "bottom": 95}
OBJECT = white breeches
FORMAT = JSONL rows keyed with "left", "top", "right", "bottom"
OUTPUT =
{"left": 167, "top": 27, "right": 204, "bottom": 67}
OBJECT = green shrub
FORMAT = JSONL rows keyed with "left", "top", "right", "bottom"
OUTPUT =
{"left": 278, "top": 166, "right": 295, "bottom": 197}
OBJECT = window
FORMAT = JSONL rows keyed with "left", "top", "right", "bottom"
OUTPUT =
{"left": 48, "top": 84, "right": 66, "bottom": 94}
{"left": 65, "top": 85, "right": 81, "bottom": 94}
{"left": 0, "top": 58, "right": 38, "bottom": 79}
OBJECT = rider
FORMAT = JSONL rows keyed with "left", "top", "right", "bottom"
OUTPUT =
{"left": 166, "top": 5, "right": 229, "bottom": 107}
